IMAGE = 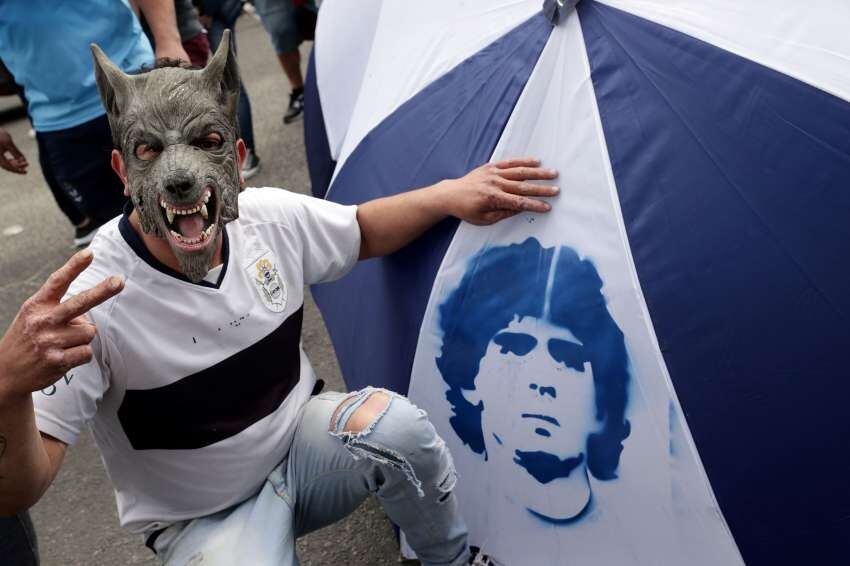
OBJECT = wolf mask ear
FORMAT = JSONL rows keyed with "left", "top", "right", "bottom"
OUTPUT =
{"left": 90, "top": 43, "right": 134, "bottom": 123}
{"left": 201, "top": 29, "right": 240, "bottom": 119}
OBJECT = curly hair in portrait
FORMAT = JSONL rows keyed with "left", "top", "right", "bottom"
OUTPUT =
{"left": 435, "top": 237, "right": 631, "bottom": 480}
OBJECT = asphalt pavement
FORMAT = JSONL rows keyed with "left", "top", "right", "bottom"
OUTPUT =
{"left": 0, "top": 14, "right": 401, "bottom": 566}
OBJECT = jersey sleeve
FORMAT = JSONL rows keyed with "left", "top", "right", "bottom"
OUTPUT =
{"left": 246, "top": 188, "right": 362, "bottom": 285}
{"left": 298, "top": 196, "right": 361, "bottom": 285}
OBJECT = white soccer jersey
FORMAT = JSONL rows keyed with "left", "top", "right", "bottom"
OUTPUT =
{"left": 33, "top": 187, "right": 360, "bottom": 533}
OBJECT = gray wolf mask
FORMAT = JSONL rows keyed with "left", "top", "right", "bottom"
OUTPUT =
{"left": 91, "top": 31, "right": 240, "bottom": 283}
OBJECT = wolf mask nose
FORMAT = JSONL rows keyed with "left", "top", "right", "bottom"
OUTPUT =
{"left": 164, "top": 169, "right": 196, "bottom": 200}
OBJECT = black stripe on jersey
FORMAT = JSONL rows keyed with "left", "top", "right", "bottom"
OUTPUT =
{"left": 117, "top": 306, "right": 304, "bottom": 450}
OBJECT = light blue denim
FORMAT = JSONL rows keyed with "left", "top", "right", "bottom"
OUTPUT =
{"left": 148, "top": 389, "right": 469, "bottom": 566}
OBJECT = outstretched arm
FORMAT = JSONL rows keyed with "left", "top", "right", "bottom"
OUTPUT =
{"left": 357, "top": 158, "right": 558, "bottom": 260}
{"left": 0, "top": 251, "right": 124, "bottom": 515}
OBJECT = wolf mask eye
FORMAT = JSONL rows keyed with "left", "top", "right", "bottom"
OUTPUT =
{"left": 193, "top": 133, "right": 223, "bottom": 151}
{"left": 134, "top": 141, "right": 162, "bottom": 161}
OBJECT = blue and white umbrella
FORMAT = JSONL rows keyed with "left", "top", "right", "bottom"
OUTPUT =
{"left": 304, "top": 1, "right": 850, "bottom": 564}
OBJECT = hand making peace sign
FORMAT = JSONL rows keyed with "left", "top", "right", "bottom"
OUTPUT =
{"left": 0, "top": 250, "right": 124, "bottom": 400}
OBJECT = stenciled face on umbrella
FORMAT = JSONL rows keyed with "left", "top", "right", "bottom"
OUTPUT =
{"left": 91, "top": 32, "right": 242, "bottom": 283}
{"left": 436, "top": 238, "right": 632, "bottom": 524}
{"left": 474, "top": 315, "right": 596, "bottom": 486}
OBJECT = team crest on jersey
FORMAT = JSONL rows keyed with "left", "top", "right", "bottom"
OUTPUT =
{"left": 250, "top": 256, "right": 287, "bottom": 312}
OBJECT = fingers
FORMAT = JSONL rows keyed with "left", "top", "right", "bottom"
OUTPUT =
{"left": 5, "top": 140, "right": 26, "bottom": 162}
{"left": 490, "top": 157, "right": 558, "bottom": 182}
{"left": 154, "top": 42, "right": 191, "bottom": 66}
{"left": 0, "top": 153, "right": 27, "bottom": 174}
{"left": 0, "top": 133, "right": 28, "bottom": 174}
{"left": 453, "top": 158, "right": 558, "bottom": 225}
{"left": 481, "top": 210, "right": 520, "bottom": 224}
{"left": 53, "top": 276, "right": 124, "bottom": 324}
{"left": 497, "top": 192, "right": 552, "bottom": 213}
{"left": 496, "top": 165, "right": 559, "bottom": 182}
{"left": 492, "top": 157, "right": 541, "bottom": 169}
{"left": 44, "top": 323, "right": 97, "bottom": 350}
{"left": 60, "top": 345, "right": 94, "bottom": 371}
{"left": 11, "top": 158, "right": 28, "bottom": 174}
{"left": 35, "top": 250, "right": 96, "bottom": 304}
{"left": 496, "top": 178, "right": 559, "bottom": 197}
{"left": 68, "top": 315, "right": 93, "bottom": 327}
{"left": 0, "top": 153, "right": 13, "bottom": 173}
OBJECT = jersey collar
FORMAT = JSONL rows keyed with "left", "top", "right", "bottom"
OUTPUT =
{"left": 118, "top": 210, "right": 229, "bottom": 289}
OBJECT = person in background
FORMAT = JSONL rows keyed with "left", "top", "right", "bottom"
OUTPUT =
{"left": 0, "top": 61, "right": 90, "bottom": 246}
{"left": 133, "top": 0, "right": 211, "bottom": 68}
{"left": 0, "top": 0, "right": 188, "bottom": 247}
{"left": 174, "top": 0, "right": 212, "bottom": 67}
{"left": 253, "top": 0, "right": 317, "bottom": 125}
{"left": 199, "top": 0, "right": 262, "bottom": 178}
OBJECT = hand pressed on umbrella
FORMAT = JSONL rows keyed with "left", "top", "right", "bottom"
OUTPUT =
{"left": 356, "top": 157, "right": 558, "bottom": 260}
{"left": 444, "top": 157, "right": 559, "bottom": 225}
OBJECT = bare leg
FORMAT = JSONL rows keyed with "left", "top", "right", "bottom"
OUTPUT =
{"left": 279, "top": 50, "right": 305, "bottom": 124}
{"left": 277, "top": 50, "right": 304, "bottom": 91}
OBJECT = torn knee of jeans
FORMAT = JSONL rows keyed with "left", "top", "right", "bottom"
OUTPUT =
{"left": 436, "top": 467, "right": 458, "bottom": 503}
{"left": 328, "top": 388, "right": 393, "bottom": 438}
{"left": 436, "top": 440, "right": 458, "bottom": 504}
{"left": 344, "top": 438, "right": 426, "bottom": 498}
{"left": 329, "top": 389, "right": 427, "bottom": 497}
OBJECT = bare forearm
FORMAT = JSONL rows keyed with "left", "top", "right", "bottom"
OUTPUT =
{"left": 136, "top": 0, "right": 184, "bottom": 58}
{"left": 357, "top": 182, "right": 452, "bottom": 260}
{"left": 0, "top": 392, "right": 53, "bottom": 515}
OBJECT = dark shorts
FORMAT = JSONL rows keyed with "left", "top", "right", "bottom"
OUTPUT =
{"left": 0, "top": 512, "right": 39, "bottom": 566}
{"left": 253, "top": 0, "right": 301, "bottom": 54}
{"left": 36, "top": 114, "right": 127, "bottom": 227}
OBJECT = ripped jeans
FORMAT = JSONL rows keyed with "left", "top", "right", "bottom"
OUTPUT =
{"left": 147, "top": 389, "right": 469, "bottom": 566}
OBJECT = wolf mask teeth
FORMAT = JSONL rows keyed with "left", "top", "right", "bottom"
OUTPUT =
{"left": 91, "top": 31, "right": 241, "bottom": 283}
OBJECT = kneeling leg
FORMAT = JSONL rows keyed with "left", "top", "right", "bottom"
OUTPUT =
{"left": 290, "top": 389, "right": 469, "bottom": 566}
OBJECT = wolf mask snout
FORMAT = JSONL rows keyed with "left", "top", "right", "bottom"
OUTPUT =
{"left": 163, "top": 169, "right": 197, "bottom": 201}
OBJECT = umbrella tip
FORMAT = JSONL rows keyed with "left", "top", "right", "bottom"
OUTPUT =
{"left": 543, "top": 0, "right": 581, "bottom": 25}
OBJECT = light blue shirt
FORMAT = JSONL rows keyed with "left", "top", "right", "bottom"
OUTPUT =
{"left": 0, "top": 0, "right": 154, "bottom": 132}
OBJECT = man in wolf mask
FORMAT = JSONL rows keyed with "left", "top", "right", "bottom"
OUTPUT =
{"left": 0, "top": 33, "right": 559, "bottom": 565}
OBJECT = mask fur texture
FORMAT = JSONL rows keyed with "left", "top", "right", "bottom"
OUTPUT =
{"left": 91, "top": 32, "right": 240, "bottom": 283}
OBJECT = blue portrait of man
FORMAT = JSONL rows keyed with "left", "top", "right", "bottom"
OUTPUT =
{"left": 436, "top": 238, "right": 631, "bottom": 524}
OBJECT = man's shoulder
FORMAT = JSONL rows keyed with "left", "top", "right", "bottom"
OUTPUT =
{"left": 88, "top": 217, "right": 132, "bottom": 262}
{"left": 239, "top": 186, "right": 310, "bottom": 205}
{"left": 237, "top": 187, "right": 317, "bottom": 224}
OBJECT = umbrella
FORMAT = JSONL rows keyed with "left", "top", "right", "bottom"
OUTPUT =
{"left": 304, "top": 1, "right": 850, "bottom": 564}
